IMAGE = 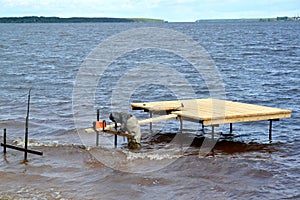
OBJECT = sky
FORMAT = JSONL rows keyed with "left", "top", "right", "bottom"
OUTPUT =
{"left": 0, "top": 0, "right": 299, "bottom": 22}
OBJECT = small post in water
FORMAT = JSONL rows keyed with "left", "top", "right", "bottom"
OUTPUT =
{"left": 114, "top": 135, "right": 117, "bottom": 148}
{"left": 3, "top": 128, "right": 6, "bottom": 154}
{"left": 96, "top": 109, "right": 100, "bottom": 146}
{"left": 24, "top": 89, "right": 31, "bottom": 161}
{"left": 269, "top": 119, "right": 273, "bottom": 142}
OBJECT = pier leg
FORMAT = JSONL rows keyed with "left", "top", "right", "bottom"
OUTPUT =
{"left": 230, "top": 123, "right": 233, "bottom": 134}
{"left": 96, "top": 131, "right": 99, "bottom": 146}
{"left": 96, "top": 109, "right": 100, "bottom": 146}
{"left": 24, "top": 89, "right": 31, "bottom": 161}
{"left": 3, "top": 128, "right": 6, "bottom": 154}
{"left": 268, "top": 119, "right": 279, "bottom": 142}
{"left": 114, "top": 135, "right": 117, "bottom": 148}
{"left": 179, "top": 117, "right": 183, "bottom": 133}
{"left": 24, "top": 125, "right": 28, "bottom": 161}
{"left": 149, "top": 111, "right": 153, "bottom": 132}
{"left": 212, "top": 125, "right": 215, "bottom": 140}
{"left": 269, "top": 120, "right": 273, "bottom": 141}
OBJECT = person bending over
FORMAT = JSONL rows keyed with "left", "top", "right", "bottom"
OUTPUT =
{"left": 109, "top": 112, "right": 141, "bottom": 149}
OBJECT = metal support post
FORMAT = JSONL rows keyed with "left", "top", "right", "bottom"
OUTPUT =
{"left": 201, "top": 121, "right": 204, "bottom": 131}
{"left": 24, "top": 89, "right": 31, "bottom": 161}
{"left": 114, "top": 121, "right": 118, "bottom": 148}
{"left": 96, "top": 109, "right": 100, "bottom": 146}
{"left": 0, "top": 89, "right": 43, "bottom": 160}
{"left": 269, "top": 120, "right": 273, "bottom": 141}
{"left": 96, "top": 132, "right": 99, "bottom": 146}
{"left": 3, "top": 128, "right": 6, "bottom": 154}
{"left": 230, "top": 123, "right": 233, "bottom": 134}
{"left": 179, "top": 117, "right": 183, "bottom": 133}
{"left": 149, "top": 111, "right": 153, "bottom": 132}
{"left": 212, "top": 125, "right": 215, "bottom": 140}
{"left": 114, "top": 135, "right": 117, "bottom": 148}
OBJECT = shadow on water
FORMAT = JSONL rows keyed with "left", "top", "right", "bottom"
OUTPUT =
{"left": 144, "top": 132, "right": 282, "bottom": 155}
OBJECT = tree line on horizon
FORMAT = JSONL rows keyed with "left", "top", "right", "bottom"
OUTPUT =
{"left": 0, "top": 16, "right": 164, "bottom": 23}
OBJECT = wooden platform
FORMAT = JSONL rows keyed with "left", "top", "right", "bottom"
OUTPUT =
{"left": 131, "top": 98, "right": 291, "bottom": 126}
{"left": 87, "top": 98, "right": 291, "bottom": 147}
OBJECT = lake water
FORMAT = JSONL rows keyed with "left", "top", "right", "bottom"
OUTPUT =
{"left": 0, "top": 22, "right": 299, "bottom": 199}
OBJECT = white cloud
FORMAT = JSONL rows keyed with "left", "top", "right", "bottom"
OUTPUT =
{"left": 2, "top": 0, "right": 36, "bottom": 7}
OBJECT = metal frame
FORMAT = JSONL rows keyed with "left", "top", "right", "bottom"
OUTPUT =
{"left": 142, "top": 109, "right": 280, "bottom": 142}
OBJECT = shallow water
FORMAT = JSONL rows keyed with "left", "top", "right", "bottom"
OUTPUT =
{"left": 0, "top": 22, "right": 299, "bottom": 199}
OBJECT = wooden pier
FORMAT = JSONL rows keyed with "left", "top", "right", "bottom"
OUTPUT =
{"left": 131, "top": 98, "right": 292, "bottom": 140}
{"left": 89, "top": 98, "right": 291, "bottom": 147}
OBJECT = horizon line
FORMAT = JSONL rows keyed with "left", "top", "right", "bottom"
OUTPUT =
{"left": 0, "top": 15, "right": 298, "bottom": 23}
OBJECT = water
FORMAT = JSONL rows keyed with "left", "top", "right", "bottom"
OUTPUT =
{"left": 0, "top": 22, "right": 299, "bottom": 199}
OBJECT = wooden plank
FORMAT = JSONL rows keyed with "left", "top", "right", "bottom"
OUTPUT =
{"left": 176, "top": 111, "right": 291, "bottom": 126}
{"left": 85, "top": 123, "right": 121, "bottom": 133}
{"left": 174, "top": 108, "right": 291, "bottom": 121}
{"left": 102, "top": 129, "right": 133, "bottom": 138}
{"left": 103, "top": 123, "right": 119, "bottom": 131}
{"left": 131, "top": 100, "right": 183, "bottom": 111}
{"left": 131, "top": 98, "right": 292, "bottom": 126}
{"left": 138, "top": 114, "right": 177, "bottom": 124}
{"left": 85, "top": 128, "right": 96, "bottom": 133}
{"left": 85, "top": 123, "right": 133, "bottom": 138}
{"left": 93, "top": 123, "right": 121, "bottom": 132}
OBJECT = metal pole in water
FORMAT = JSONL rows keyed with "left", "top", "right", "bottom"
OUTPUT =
{"left": 149, "top": 111, "right": 153, "bottom": 132}
{"left": 114, "top": 121, "right": 117, "bottom": 148}
{"left": 180, "top": 117, "right": 183, "bottom": 133}
{"left": 269, "top": 120, "right": 273, "bottom": 142}
{"left": 114, "top": 135, "right": 117, "bottom": 148}
{"left": 96, "top": 109, "right": 100, "bottom": 146}
{"left": 24, "top": 89, "right": 31, "bottom": 161}
{"left": 3, "top": 128, "right": 6, "bottom": 154}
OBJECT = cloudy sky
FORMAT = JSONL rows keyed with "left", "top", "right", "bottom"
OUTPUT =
{"left": 1, "top": 0, "right": 299, "bottom": 22}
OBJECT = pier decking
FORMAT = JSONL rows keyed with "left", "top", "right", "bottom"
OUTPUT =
{"left": 89, "top": 98, "right": 291, "bottom": 147}
{"left": 131, "top": 98, "right": 292, "bottom": 139}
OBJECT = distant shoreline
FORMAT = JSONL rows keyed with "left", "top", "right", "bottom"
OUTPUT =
{"left": 0, "top": 16, "right": 165, "bottom": 23}
{"left": 1, "top": 16, "right": 299, "bottom": 23}
{"left": 196, "top": 16, "right": 300, "bottom": 22}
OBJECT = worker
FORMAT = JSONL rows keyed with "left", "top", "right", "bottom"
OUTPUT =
{"left": 109, "top": 112, "right": 141, "bottom": 149}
